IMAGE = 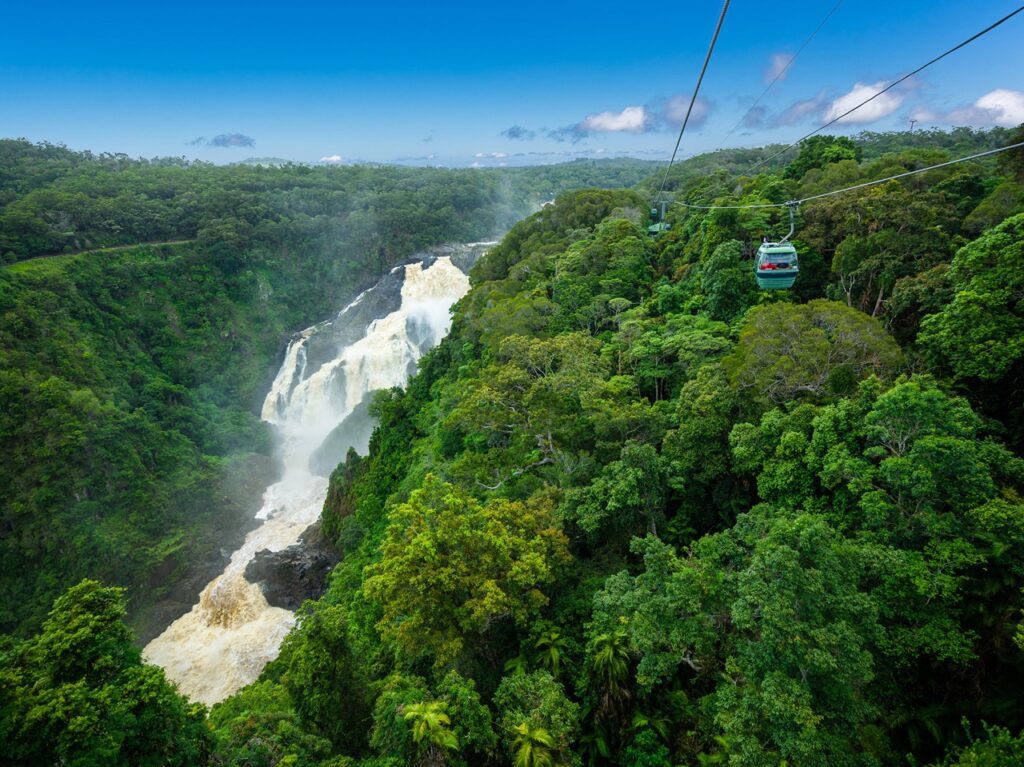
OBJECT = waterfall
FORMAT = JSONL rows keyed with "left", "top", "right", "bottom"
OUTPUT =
{"left": 143, "top": 250, "right": 482, "bottom": 705}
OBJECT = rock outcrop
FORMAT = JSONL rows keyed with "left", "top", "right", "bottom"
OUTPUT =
{"left": 244, "top": 523, "right": 340, "bottom": 610}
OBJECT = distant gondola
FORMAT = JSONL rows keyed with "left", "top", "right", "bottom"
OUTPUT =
{"left": 647, "top": 202, "right": 669, "bottom": 237}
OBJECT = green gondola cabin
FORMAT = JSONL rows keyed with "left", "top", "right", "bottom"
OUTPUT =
{"left": 755, "top": 241, "right": 799, "bottom": 289}
{"left": 647, "top": 202, "right": 669, "bottom": 236}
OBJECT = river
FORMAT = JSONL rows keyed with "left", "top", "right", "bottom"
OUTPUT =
{"left": 143, "top": 245, "right": 489, "bottom": 704}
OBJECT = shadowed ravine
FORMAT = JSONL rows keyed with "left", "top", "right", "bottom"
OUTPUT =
{"left": 144, "top": 245, "right": 490, "bottom": 705}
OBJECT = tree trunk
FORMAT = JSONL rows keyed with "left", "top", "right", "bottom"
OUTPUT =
{"left": 871, "top": 284, "right": 885, "bottom": 317}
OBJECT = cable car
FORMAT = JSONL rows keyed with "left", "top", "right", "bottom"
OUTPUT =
{"left": 754, "top": 201, "right": 799, "bottom": 290}
{"left": 647, "top": 201, "right": 669, "bottom": 237}
{"left": 755, "top": 242, "right": 799, "bottom": 289}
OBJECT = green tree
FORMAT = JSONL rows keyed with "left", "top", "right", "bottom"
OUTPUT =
{"left": 364, "top": 476, "right": 570, "bottom": 664}
{"left": 784, "top": 135, "right": 861, "bottom": 180}
{"left": 366, "top": 672, "right": 495, "bottom": 766}
{"left": 0, "top": 580, "right": 210, "bottom": 767}
{"left": 723, "top": 299, "right": 903, "bottom": 409}
{"left": 938, "top": 725, "right": 1024, "bottom": 766}
{"left": 621, "top": 728, "right": 672, "bottom": 767}
{"left": 369, "top": 674, "right": 432, "bottom": 764}
{"left": 586, "top": 628, "right": 634, "bottom": 734}
{"left": 534, "top": 626, "right": 571, "bottom": 677}
{"left": 728, "top": 376, "right": 1024, "bottom": 757}
{"left": 612, "top": 313, "right": 732, "bottom": 401}
{"left": 494, "top": 670, "right": 581, "bottom": 763}
{"left": 963, "top": 180, "right": 1024, "bottom": 234}
{"left": 208, "top": 680, "right": 332, "bottom": 767}
{"left": 561, "top": 441, "right": 666, "bottom": 541}
{"left": 434, "top": 670, "right": 498, "bottom": 763}
{"left": 513, "top": 722, "right": 562, "bottom": 767}
{"left": 404, "top": 701, "right": 459, "bottom": 767}
{"left": 550, "top": 218, "right": 654, "bottom": 333}
{"left": 998, "top": 123, "right": 1024, "bottom": 182}
{"left": 660, "top": 365, "right": 747, "bottom": 535}
{"left": 278, "top": 601, "right": 368, "bottom": 753}
{"left": 700, "top": 240, "right": 757, "bottom": 321}
{"left": 823, "top": 184, "right": 953, "bottom": 319}
{"left": 445, "top": 333, "right": 608, "bottom": 489}
{"left": 919, "top": 213, "right": 1024, "bottom": 382}
{"left": 711, "top": 513, "right": 878, "bottom": 767}
{"left": 593, "top": 514, "right": 881, "bottom": 767}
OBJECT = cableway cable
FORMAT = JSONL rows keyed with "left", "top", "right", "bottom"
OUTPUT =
{"left": 676, "top": 140, "right": 1024, "bottom": 210}
{"left": 717, "top": 0, "right": 844, "bottom": 151}
{"left": 745, "top": 5, "right": 1024, "bottom": 174}
{"left": 655, "top": 0, "right": 731, "bottom": 204}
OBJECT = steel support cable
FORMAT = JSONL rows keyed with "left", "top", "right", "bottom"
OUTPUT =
{"left": 675, "top": 140, "right": 1024, "bottom": 210}
{"left": 745, "top": 4, "right": 1024, "bottom": 174}
{"left": 655, "top": 0, "right": 731, "bottom": 203}
{"left": 717, "top": 0, "right": 845, "bottom": 151}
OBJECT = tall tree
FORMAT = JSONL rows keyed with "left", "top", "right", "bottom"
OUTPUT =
{"left": 723, "top": 299, "right": 903, "bottom": 409}
{"left": 278, "top": 602, "right": 368, "bottom": 753}
{"left": 364, "top": 476, "right": 569, "bottom": 664}
{"left": 784, "top": 135, "right": 861, "bottom": 180}
{"left": 0, "top": 580, "right": 210, "bottom": 767}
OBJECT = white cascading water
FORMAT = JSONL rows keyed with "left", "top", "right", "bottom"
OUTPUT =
{"left": 144, "top": 254, "right": 473, "bottom": 705}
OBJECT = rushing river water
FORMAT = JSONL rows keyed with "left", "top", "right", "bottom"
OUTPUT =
{"left": 144, "top": 247, "right": 486, "bottom": 704}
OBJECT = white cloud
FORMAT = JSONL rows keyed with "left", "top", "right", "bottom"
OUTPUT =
{"left": 661, "top": 95, "right": 710, "bottom": 127}
{"left": 741, "top": 105, "right": 768, "bottom": 128}
{"left": 824, "top": 81, "right": 905, "bottom": 124}
{"left": 977, "top": 89, "right": 1024, "bottom": 125}
{"left": 948, "top": 89, "right": 1024, "bottom": 127}
{"left": 764, "top": 53, "right": 793, "bottom": 84}
{"left": 772, "top": 92, "right": 828, "bottom": 126}
{"left": 909, "top": 106, "right": 938, "bottom": 123}
{"left": 579, "top": 105, "right": 649, "bottom": 133}
{"left": 908, "top": 89, "right": 1024, "bottom": 128}
{"left": 319, "top": 154, "right": 344, "bottom": 163}
{"left": 549, "top": 94, "right": 712, "bottom": 142}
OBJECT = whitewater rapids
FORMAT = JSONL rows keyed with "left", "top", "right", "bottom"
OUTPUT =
{"left": 144, "top": 253, "right": 478, "bottom": 705}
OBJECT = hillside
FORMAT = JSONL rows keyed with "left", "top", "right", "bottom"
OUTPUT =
{"left": 0, "top": 147, "right": 660, "bottom": 639}
{"left": 2, "top": 128, "right": 1024, "bottom": 766}
{"left": 0, "top": 140, "right": 660, "bottom": 263}
{"left": 225, "top": 132, "right": 1023, "bottom": 766}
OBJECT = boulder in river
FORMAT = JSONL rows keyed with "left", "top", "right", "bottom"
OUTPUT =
{"left": 244, "top": 522, "right": 340, "bottom": 610}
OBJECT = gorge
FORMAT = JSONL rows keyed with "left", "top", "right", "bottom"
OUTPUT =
{"left": 143, "top": 244, "right": 488, "bottom": 704}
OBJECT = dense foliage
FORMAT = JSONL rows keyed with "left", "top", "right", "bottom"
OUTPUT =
{"left": 0, "top": 140, "right": 658, "bottom": 263}
{"left": 0, "top": 142, "right": 655, "bottom": 638}
{"left": 298, "top": 129, "right": 1023, "bottom": 766}
{"left": 0, "top": 581, "right": 209, "bottom": 765}
{"left": 3, "top": 127, "right": 1024, "bottom": 765}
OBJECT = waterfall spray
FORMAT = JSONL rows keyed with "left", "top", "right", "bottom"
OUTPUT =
{"left": 144, "top": 252, "right": 479, "bottom": 704}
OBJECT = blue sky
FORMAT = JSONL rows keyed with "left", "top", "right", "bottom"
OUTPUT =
{"left": 1, "top": 0, "right": 1022, "bottom": 166}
